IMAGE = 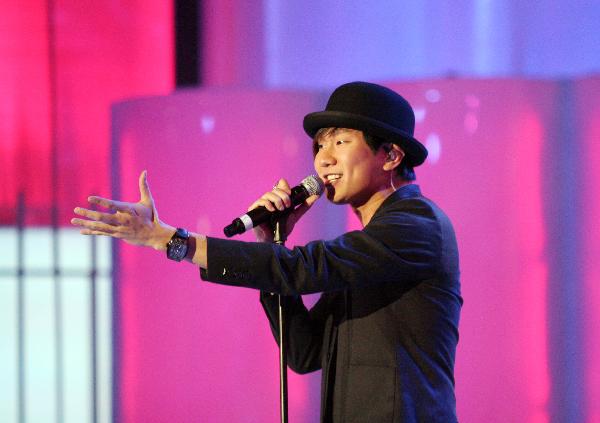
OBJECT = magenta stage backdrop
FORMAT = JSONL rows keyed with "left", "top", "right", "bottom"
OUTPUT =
{"left": 111, "top": 88, "right": 338, "bottom": 423}
{"left": 111, "top": 79, "right": 600, "bottom": 423}
{"left": 0, "top": 1, "right": 174, "bottom": 226}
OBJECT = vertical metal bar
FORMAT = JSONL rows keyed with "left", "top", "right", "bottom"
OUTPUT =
{"left": 90, "top": 227, "right": 99, "bottom": 423}
{"left": 53, "top": 243, "right": 64, "bottom": 423}
{"left": 16, "top": 192, "right": 25, "bottom": 423}
{"left": 273, "top": 220, "right": 288, "bottom": 423}
{"left": 546, "top": 81, "right": 585, "bottom": 423}
{"left": 46, "top": 0, "right": 64, "bottom": 421}
{"left": 53, "top": 213, "right": 64, "bottom": 423}
{"left": 52, "top": 199, "right": 64, "bottom": 423}
{"left": 110, "top": 236, "right": 120, "bottom": 423}
{"left": 277, "top": 295, "right": 288, "bottom": 423}
{"left": 110, "top": 97, "right": 122, "bottom": 423}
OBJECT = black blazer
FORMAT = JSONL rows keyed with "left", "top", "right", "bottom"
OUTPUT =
{"left": 201, "top": 184, "right": 462, "bottom": 422}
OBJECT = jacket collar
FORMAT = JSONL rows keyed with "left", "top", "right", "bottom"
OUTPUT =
{"left": 370, "top": 184, "right": 422, "bottom": 221}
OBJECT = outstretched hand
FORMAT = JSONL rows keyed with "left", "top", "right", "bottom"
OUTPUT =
{"left": 71, "top": 170, "right": 174, "bottom": 250}
{"left": 249, "top": 178, "right": 320, "bottom": 243}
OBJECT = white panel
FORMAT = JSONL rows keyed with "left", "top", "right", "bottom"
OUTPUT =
{"left": 58, "top": 229, "right": 91, "bottom": 272}
{"left": 61, "top": 278, "right": 92, "bottom": 423}
{"left": 95, "top": 236, "right": 113, "bottom": 276}
{"left": 57, "top": 228, "right": 113, "bottom": 275}
{"left": 0, "top": 228, "right": 17, "bottom": 271}
{"left": 24, "top": 276, "right": 57, "bottom": 423}
{"left": 1, "top": 227, "right": 113, "bottom": 423}
{"left": 0, "top": 277, "right": 18, "bottom": 423}
{"left": 23, "top": 228, "right": 53, "bottom": 271}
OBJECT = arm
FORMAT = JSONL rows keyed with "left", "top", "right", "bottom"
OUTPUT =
{"left": 201, "top": 204, "right": 441, "bottom": 295}
{"left": 72, "top": 171, "right": 440, "bottom": 295}
{"left": 72, "top": 172, "right": 329, "bottom": 370}
{"left": 71, "top": 170, "right": 209, "bottom": 267}
{"left": 70, "top": 172, "right": 317, "bottom": 270}
{"left": 260, "top": 292, "right": 332, "bottom": 374}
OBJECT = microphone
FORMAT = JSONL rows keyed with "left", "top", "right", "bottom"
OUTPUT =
{"left": 223, "top": 175, "right": 324, "bottom": 237}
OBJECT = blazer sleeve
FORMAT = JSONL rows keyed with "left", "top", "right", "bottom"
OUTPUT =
{"left": 200, "top": 204, "right": 442, "bottom": 296}
{"left": 259, "top": 292, "right": 333, "bottom": 374}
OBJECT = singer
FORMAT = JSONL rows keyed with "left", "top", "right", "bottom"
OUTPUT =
{"left": 71, "top": 82, "right": 462, "bottom": 423}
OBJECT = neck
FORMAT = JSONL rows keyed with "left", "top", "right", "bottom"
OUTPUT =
{"left": 352, "top": 181, "right": 411, "bottom": 226}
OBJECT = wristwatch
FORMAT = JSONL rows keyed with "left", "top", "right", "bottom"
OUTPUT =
{"left": 166, "top": 228, "right": 190, "bottom": 262}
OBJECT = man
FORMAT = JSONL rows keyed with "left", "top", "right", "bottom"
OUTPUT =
{"left": 72, "top": 81, "right": 462, "bottom": 422}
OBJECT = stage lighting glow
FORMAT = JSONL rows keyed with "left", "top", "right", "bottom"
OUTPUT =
{"left": 201, "top": 115, "right": 216, "bottom": 134}
{"left": 425, "top": 133, "right": 441, "bottom": 164}
{"left": 426, "top": 88, "right": 441, "bottom": 103}
{"left": 414, "top": 107, "right": 426, "bottom": 123}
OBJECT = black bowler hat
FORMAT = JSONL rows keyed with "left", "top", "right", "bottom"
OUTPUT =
{"left": 303, "top": 81, "right": 428, "bottom": 166}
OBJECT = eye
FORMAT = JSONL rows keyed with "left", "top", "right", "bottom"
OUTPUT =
{"left": 336, "top": 139, "right": 347, "bottom": 145}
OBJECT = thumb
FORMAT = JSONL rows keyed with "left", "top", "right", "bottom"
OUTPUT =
{"left": 304, "top": 194, "right": 320, "bottom": 208}
{"left": 139, "top": 170, "right": 160, "bottom": 221}
{"left": 288, "top": 194, "right": 319, "bottom": 227}
{"left": 139, "top": 170, "right": 153, "bottom": 204}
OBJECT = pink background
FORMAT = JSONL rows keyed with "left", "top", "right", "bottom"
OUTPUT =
{"left": 112, "top": 89, "right": 331, "bottom": 423}
{"left": 0, "top": 0, "right": 173, "bottom": 225}
{"left": 111, "top": 79, "right": 600, "bottom": 423}
{"left": 2, "top": 2, "right": 599, "bottom": 422}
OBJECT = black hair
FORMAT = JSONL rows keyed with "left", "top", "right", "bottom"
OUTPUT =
{"left": 363, "top": 133, "right": 416, "bottom": 182}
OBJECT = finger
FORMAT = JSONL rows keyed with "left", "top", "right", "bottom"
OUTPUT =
{"left": 263, "top": 191, "right": 290, "bottom": 211}
{"left": 304, "top": 194, "right": 320, "bottom": 207}
{"left": 271, "top": 187, "right": 292, "bottom": 208}
{"left": 139, "top": 170, "right": 160, "bottom": 221}
{"left": 74, "top": 207, "right": 120, "bottom": 225}
{"left": 71, "top": 218, "right": 119, "bottom": 234}
{"left": 88, "top": 196, "right": 131, "bottom": 213}
{"left": 139, "top": 170, "right": 153, "bottom": 204}
{"left": 274, "top": 178, "right": 292, "bottom": 195}
{"left": 248, "top": 192, "right": 285, "bottom": 212}
{"left": 249, "top": 198, "right": 277, "bottom": 212}
{"left": 291, "top": 194, "right": 318, "bottom": 220}
{"left": 284, "top": 194, "right": 320, "bottom": 230}
{"left": 80, "top": 228, "right": 123, "bottom": 238}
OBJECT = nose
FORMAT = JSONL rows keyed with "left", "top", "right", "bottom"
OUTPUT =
{"left": 316, "top": 146, "right": 336, "bottom": 168}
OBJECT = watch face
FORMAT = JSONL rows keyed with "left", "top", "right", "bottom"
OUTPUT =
{"left": 167, "top": 228, "right": 189, "bottom": 261}
{"left": 168, "top": 238, "right": 188, "bottom": 261}
{"left": 171, "top": 243, "right": 186, "bottom": 258}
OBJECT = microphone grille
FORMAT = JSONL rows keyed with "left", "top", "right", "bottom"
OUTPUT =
{"left": 301, "top": 175, "right": 325, "bottom": 196}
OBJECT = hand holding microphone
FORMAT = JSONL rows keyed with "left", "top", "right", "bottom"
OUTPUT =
{"left": 223, "top": 175, "right": 324, "bottom": 241}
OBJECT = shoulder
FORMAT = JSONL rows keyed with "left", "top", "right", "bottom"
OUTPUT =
{"left": 369, "top": 194, "right": 439, "bottom": 228}
{"left": 377, "top": 189, "right": 453, "bottom": 226}
{"left": 364, "top": 193, "right": 456, "bottom": 250}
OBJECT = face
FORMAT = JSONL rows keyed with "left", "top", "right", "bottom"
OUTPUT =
{"left": 313, "top": 128, "right": 388, "bottom": 207}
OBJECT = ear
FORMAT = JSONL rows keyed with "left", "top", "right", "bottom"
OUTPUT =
{"left": 382, "top": 144, "right": 405, "bottom": 171}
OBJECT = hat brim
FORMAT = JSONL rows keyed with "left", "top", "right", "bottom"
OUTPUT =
{"left": 303, "top": 111, "right": 428, "bottom": 166}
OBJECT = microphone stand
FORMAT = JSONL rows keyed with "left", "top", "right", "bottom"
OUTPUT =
{"left": 273, "top": 217, "right": 288, "bottom": 423}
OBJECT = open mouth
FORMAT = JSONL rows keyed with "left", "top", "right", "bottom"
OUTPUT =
{"left": 325, "top": 174, "right": 342, "bottom": 184}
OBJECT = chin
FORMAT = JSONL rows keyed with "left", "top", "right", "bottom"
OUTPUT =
{"left": 328, "top": 195, "right": 348, "bottom": 205}
{"left": 325, "top": 186, "right": 347, "bottom": 204}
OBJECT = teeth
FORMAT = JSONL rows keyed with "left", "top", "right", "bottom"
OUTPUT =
{"left": 326, "top": 174, "right": 341, "bottom": 181}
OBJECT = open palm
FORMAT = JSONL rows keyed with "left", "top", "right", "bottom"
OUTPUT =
{"left": 71, "top": 171, "right": 170, "bottom": 250}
